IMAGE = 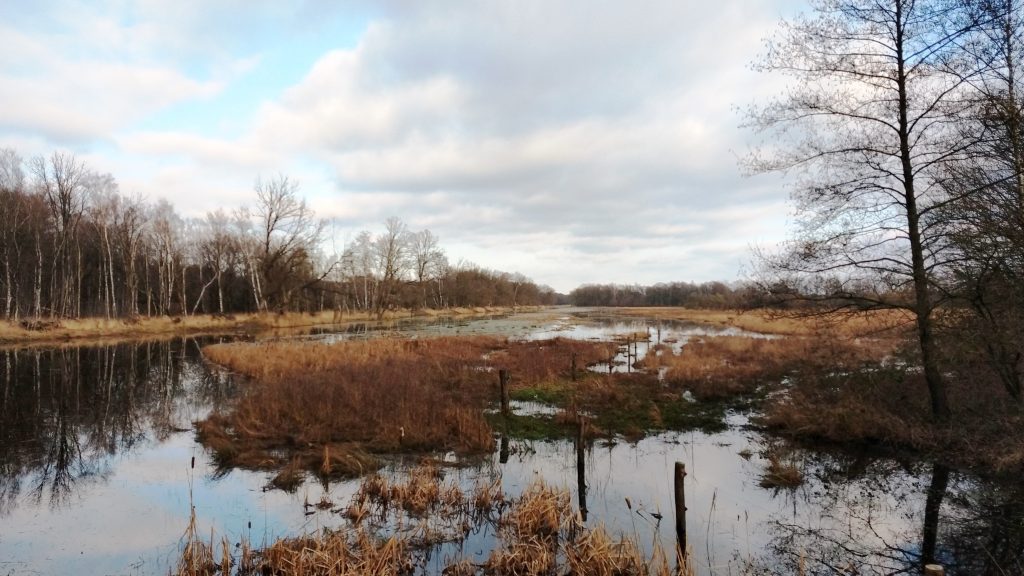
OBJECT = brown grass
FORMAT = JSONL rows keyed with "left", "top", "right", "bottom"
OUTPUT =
{"left": 174, "top": 476, "right": 692, "bottom": 576}
{"left": 758, "top": 444, "right": 804, "bottom": 489}
{"left": 0, "top": 305, "right": 538, "bottom": 348}
{"left": 197, "top": 336, "right": 615, "bottom": 482}
{"left": 613, "top": 307, "right": 913, "bottom": 337}
{"left": 759, "top": 359, "right": 1024, "bottom": 472}
{"left": 639, "top": 334, "right": 897, "bottom": 400}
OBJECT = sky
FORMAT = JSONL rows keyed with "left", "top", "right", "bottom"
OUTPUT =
{"left": 0, "top": 0, "right": 804, "bottom": 293}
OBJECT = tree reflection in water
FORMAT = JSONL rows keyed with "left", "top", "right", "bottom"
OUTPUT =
{"left": 752, "top": 448, "right": 1024, "bottom": 575}
{"left": 0, "top": 337, "right": 235, "bottom": 515}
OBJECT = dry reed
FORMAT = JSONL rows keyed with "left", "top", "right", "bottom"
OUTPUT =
{"left": 198, "top": 336, "right": 615, "bottom": 482}
{"left": 614, "top": 307, "right": 912, "bottom": 337}
{"left": 175, "top": 473, "right": 693, "bottom": 576}
{"left": 0, "top": 305, "right": 535, "bottom": 347}
{"left": 640, "top": 334, "right": 897, "bottom": 400}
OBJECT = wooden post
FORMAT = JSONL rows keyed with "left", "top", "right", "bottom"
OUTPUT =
{"left": 576, "top": 417, "right": 588, "bottom": 521}
{"left": 499, "top": 435, "right": 509, "bottom": 464}
{"left": 658, "top": 325, "right": 662, "bottom": 343}
{"left": 571, "top": 352, "right": 577, "bottom": 381}
{"left": 499, "top": 369, "right": 510, "bottom": 416}
{"left": 627, "top": 338, "right": 632, "bottom": 373}
{"left": 923, "top": 566, "right": 944, "bottom": 576}
{"left": 674, "top": 462, "right": 687, "bottom": 564}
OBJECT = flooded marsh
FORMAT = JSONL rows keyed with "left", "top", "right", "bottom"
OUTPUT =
{"left": 0, "top": 309, "right": 1022, "bottom": 575}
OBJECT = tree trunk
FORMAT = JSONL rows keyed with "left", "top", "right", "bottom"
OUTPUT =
{"left": 896, "top": 4, "right": 950, "bottom": 422}
{"left": 34, "top": 232, "right": 42, "bottom": 317}
{"left": 3, "top": 250, "right": 11, "bottom": 320}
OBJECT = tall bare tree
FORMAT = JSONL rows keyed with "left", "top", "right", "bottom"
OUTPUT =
{"left": 410, "top": 229, "right": 445, "bottom": 309}
{"left": 31, "top": 152, "right": 88, "bottom": 318}
{"left": 252, "top": 175, "right": 327, "bottom": 311}
{"left": 0, "top": 149, "right": 26, "bottom": 319}
{"left": 747, "top": 0, "right": 985, "bottom": 421}
{"left": 942, "top": 0, "right": 1024, "bottom": 400}
{"left": 373, "top": 217, "right": 410, "bottom": 319}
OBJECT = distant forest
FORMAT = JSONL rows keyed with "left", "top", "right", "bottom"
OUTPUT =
{"left": 0, "top": 152, "right": 557, "bottom": 321}
{"left": 569, "top": 281, "right": 768, "bottom": 309}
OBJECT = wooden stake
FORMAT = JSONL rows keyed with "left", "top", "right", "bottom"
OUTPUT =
{"left": 499, "top": 369, "right": 510, "bottom": 416}
{"left": 576, "top": 417, "right": 587, "bottom": 521}
{"left": 571, "top": 352, "right": 577, "bottom": 381}
{"left": 499, "top": 435, "right": 509, "bottom": 464}
{"left": 674, "top": 462, "right": 687, "bottom": 564}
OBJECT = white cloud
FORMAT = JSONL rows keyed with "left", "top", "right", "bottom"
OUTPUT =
{"left": 0, "top": 0, "right": 798, "bottom": 292}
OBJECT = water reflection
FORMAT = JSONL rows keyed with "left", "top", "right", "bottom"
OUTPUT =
{"left": 0, "top": 311, "right": 1022, "bottom": 575}
{"left": 752, "top": 450, "right": 1024, "bottom": 575}
{"left": 0, "top": 338, "right": 235, "bottom": 517}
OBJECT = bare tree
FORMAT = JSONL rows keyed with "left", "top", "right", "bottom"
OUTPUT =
{"left": 86, "top": 174, "right": 121, "bottom": 319}
{"left": 942, "top": 0, "right": 1024, "bottom": 400}
{"left": 0, "top": 149, "right": 26, "bottom": 319}
{"left": 410, "top": 229, "right": 445, "bottom": 309}
{"left": 251, "top": 175, "right": 327, "bottom": 311}
{"left": 373, "top": 217, "right": 411, "bottom": 319}
{"left": 115, "top": 194, "right": 147, "bottom": 317}
{"left": 747, "top": 0, "right": 985, "bottom": 421}
{"left": 198, "top": 210, "right": 235, "bottom": 314}
{"left": 32, "top": 152, "right": 88, "bottom": 318}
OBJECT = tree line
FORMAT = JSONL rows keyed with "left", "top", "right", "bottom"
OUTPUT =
{"left": 746, "top": 0, "right": 1024, "bottom": 417}
{"left": 568, "top": 281, "right": 772, "bottom": 309}
{"left": 0, "top": 151, "right": 554, "bottom": 322}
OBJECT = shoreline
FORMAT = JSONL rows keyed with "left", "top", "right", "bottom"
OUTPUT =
{"left": 0, "top": 305, "right": 546, "bottom": 349}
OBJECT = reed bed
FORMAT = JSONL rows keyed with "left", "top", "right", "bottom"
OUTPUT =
{"left": 640, "top": 334, "right": 898, "bottom": 400}
{"left": 759, "top": 364, "right": 1024, "bottom": 472}
{"left": 0, "top": 305, "right": 532, "bottom": 347}
{"left": 613, "top": 307, "right": 913, "bottom": 337}
{"left": 198, "top": 337, "right": 614, "bottom": 482}
{"left": 174, "top": 476, "right": 693, "bottom": 576}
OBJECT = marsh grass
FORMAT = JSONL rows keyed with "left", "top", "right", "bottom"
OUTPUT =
{"left": 639, "top": 334, "right": 897, "bottom": 401}
{"left": 759, "top": 362, "right": 1024, "bottom": 472}
{"left": 197, "top": 336, "right": 645, "bottom": 481}
{"left": 613, "top": 307, "right": 912, "bottom": 337}
{"left": 174, "top": 473, "right": 692, "bottom": 576}
{"left": 199, "top": 332, "right": 796, "bottom": 481}
{"left": 758, "top": 444, "right": 804, "bottom": 489}
{"left": 0, "top": 305, "right": 533, "bottom": 347}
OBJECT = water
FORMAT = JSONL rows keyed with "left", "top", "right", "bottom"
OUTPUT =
{"left": 0, "top": 309, "right": 1021, "bottom": 575}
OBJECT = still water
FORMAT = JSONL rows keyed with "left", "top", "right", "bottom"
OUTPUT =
{"left": 0, "top": 310, "right": 1020, "bottom": 575}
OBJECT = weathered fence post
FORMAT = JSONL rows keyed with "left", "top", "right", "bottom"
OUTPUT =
{"left": 571, "top": 352, "right": 577, "bottom": 381}
{"left": 674, "top": 462, "right": 687, "bottom": 565}
{"left": 499, "top": 435, "right": 509, "bottom": 464}
{"left": 499, "top": 369, "right": 510, "bottom": 416}
{"left": 577, "top": 416, "right": 588, "bottom": 521}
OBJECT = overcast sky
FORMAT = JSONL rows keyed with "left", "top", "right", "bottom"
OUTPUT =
{"left": 0, "top": 1, "right": 804, "bottom": 293}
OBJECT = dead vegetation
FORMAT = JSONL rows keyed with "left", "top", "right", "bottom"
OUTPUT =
{"left": 758, "top": 444, "right": 804, "bottom": 489}
{"left": 639, "top": 334, "right": 897, "bottom": 400}
{"left": 175, "top": 474, "right": 690, "bottom": 576}
{"left": 0, "top": 305, "right": 532, "bottom": 347}
{"left": 198, "top": 336, "right": 615, "bottom": 482}
{"left": 613, "top": 307, "right": 913, "bottom": 337}
{"left": 758, "top": 361, "right": 1024, "bottom": 472}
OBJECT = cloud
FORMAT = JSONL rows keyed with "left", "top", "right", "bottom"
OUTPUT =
{"left": 0, "top": 0, "right": 797, "bottom": 292}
